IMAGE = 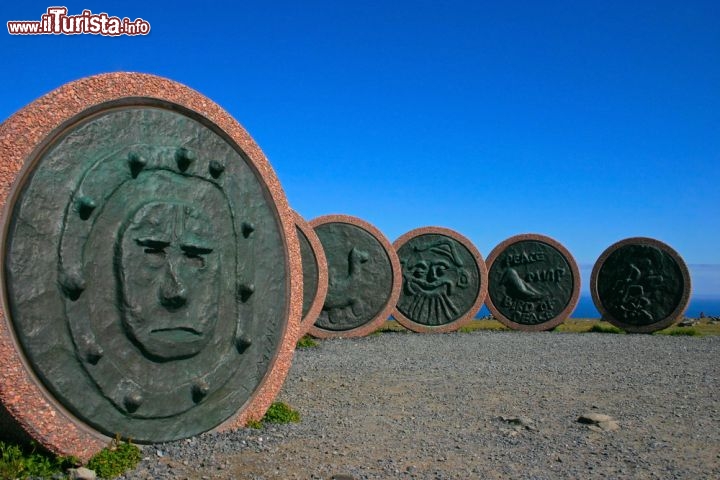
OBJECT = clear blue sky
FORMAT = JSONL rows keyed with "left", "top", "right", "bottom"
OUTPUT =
{"left": 2, "top": 1, "right": 719, "bottom": 296}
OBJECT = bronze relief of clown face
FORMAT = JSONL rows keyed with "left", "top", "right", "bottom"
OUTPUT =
{"left": 397, "top": 237, "right": 478, "bottom": 326}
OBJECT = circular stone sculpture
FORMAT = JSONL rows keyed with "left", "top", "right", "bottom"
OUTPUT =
{"left": 0, "top": 73, "right": 302, "bottom": 459}
{"left": 486, "top": 234, "right": 580, "bottom": 331}
{"left": 308, "top": 215, "right": 401, "bottom": 338}
{"left": 591, "top": 237, "right": 691, "bottom": 333}
{"left": 392, "top": 227, "right": 488, "bottom": 333}
{"left": 294, "top": 211, "right": 328, "bottom": 339}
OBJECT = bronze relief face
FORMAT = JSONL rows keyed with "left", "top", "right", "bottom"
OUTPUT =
{"left": 118, "top": 201, "right": 220, "bottom": 361}
{"left": 4, "top": 104, "right": 290, "bottom": 442}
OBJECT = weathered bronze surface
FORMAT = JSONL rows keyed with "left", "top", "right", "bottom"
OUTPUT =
{"left": 396, "top": 233, "right": 481, "bottom": 327}
{"left": 298, "top": 225, "right": 319, "bottom": 318}
{"left": 312, "top": 219, "right": 394, "bottom": 332}
{"left": 592, "top": 238, "right": 690, "bottom": 333}
{"left": 4, "top": 105, "right": 290, "bottom": 442}
{"left": 293, "top": 211, "right": 328, "bottom": 338}
{"left": 487, "top": 236, "right": 578, "bottom": 330}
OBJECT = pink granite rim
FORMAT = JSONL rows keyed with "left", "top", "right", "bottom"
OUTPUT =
{"left": 0, "top": 72, "right": 301, "bottom": 459}
{"left": 590, "top": 236, "right": 691, "bottom": 333}
{"left": 307, "top": 214, "right": 402, "bottom": 339}
{"left": 293, "top": 211, "right": 329, "bottom": 339}
{"left": 485, "top": 233, "right": 581, "bottom": 332}
{"left": 391, "top": 226, "right": 488, "bottom": 333}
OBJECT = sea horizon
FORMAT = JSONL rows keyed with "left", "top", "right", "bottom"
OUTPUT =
{"left": 475, "top": 294, "right": 720, "bottom": 319}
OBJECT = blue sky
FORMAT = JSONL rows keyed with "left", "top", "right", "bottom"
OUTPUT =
{"left": 2, "top": 1, "right": 719, "bottom": 297}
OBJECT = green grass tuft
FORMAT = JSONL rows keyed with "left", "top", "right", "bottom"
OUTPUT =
{"left": 589, "top": 324, "right": 624, "bottom": 334}
{"left": 370, "top": 320, "right": 408, "bottom": 335}
{"left": 296, "top": 334, "right": 318, "bottom": 348}
{"left": 245, "top": 401, "right": 300, "bottom": 429}
{"left": 0, "top": 440, "right": 79, "bottom": 479}
{"left": 86, "top": 435, "right": 142, "bottom": 479}
{"left": 262, "top": 401, "right": 301, "bottom": 424}
{"left": 655, "top": 327, "right": 702, "bottom": 337}
{"left": 376, "top": 317, "right": 720, "bottom": 335}
{"left": 246, "top": 419, "right": 263, "bottom": 429}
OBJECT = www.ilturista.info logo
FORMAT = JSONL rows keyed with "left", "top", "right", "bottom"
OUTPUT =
{"left": 7, "top": 7, "right": 150, "bottom": 36}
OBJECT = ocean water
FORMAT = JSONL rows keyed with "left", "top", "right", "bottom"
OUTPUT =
{"left": 476, "top": 295, "right": 720, "bottom": 319}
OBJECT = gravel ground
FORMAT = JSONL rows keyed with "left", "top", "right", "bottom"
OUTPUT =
{"left": 120, "top": 331, "right": 720, "bottom": 480}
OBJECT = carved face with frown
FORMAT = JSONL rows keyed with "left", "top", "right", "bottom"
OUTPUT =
{"left": 118, "top": 201, "right": 220, "bottom": 361}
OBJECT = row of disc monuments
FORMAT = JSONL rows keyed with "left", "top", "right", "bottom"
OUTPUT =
{"left": 0, "top": 73, "right": 691, "bottom": 460}
{"left": 296, "top": 214, "right": 691, "bottom": 337}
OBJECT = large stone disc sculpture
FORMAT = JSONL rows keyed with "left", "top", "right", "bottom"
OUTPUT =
{"left": 486, "top": 234, "right": 581, "bottom": 331}
{"left": 294, "top": 211, "right": 328, "bottom": 339}
{"left": 591, "top": 237, "right": 691, "bottom": 333}
{"left": 308, "top": 215, "right": 401, "bottom": 338}
{"left": 392, "top": 227, "right": 488, "bottom": 333}
{"left": 0, "top": 73, "right": 302, "bottom": 459}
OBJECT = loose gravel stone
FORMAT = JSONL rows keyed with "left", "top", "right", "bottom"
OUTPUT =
{"left": 578, "top": 413, "right": 614, "bottom": 424}
{"left": 67, "top": 468, "right": 96, "bottom": 480}
{"left": 117, "top": 331, "right": 719, "bottom": 480}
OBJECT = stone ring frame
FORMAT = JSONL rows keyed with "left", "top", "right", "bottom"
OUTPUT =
{"left": 0, "top": 73, "right": 302, "bottom": 459}
{"left": 392, "top": 227, "right": 488, "bottom": 333}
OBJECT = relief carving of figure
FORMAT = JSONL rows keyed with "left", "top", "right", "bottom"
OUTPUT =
{"left": 611, "top": 258, "right": 664, "bottom": 324}
{"left": 322, "top": 247, "right": 369, "bottom": 324}
{"left": 399, "top": 240, "right": 470, "bottom": 325}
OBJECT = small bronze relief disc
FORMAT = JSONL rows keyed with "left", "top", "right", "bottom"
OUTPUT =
{"left": 294, "top": 211, "right": 328, "bottom": 338}
{"left": 591, "top": 237, "right": 691, "bottom": 333}
{"left": 392, "top": 227, "right": 488, "bottom": 333}
{"left": 308, "top": 215, "right": 401, "bottom": 338}
{"left": 486, "top": 234, "right": 580, "bottom": 331}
